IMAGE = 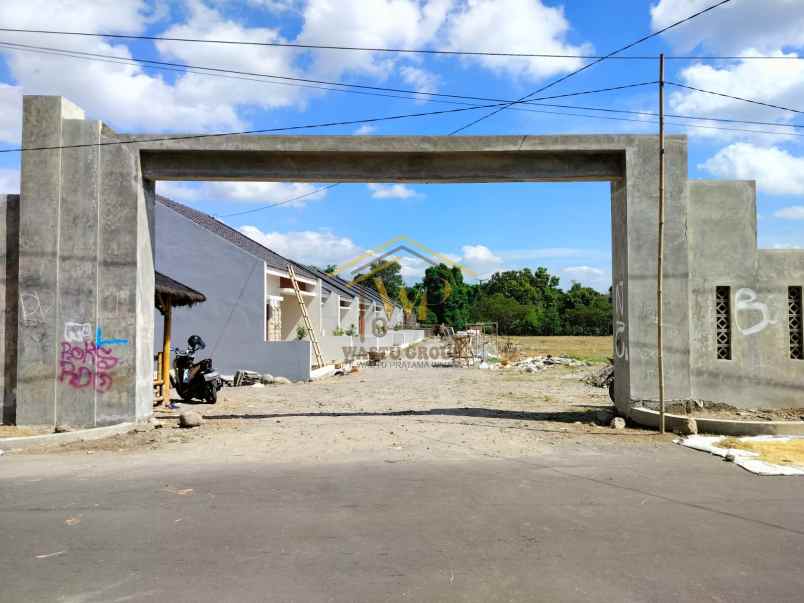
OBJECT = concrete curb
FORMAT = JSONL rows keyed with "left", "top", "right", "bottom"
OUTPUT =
{"left": 0, "top": 422, "right": 138, "bottom": 451}
{"left": 628, "top": 407, "right": 804, "bottom": 436}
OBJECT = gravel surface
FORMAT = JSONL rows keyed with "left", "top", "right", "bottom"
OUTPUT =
{"left": 12, "top": 340, "right": 667, "bottom": 460}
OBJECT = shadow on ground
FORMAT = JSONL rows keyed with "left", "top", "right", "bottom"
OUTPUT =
{"left": 198, "top": 407, "right": 656, "bottom": 437}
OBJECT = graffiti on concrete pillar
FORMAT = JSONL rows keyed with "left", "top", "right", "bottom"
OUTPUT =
{"left": 64, "top": 321, "right": 92, "bottom": 343}
{"left": 614, "top": 280, "right": 628, "bottom": 360}
{"left": 20, "top": 291, "right": 48, "bottom": 326}
{"left": 735, "top": 288, "right": 777, "bottom": 336}
{"left": 95, "top": 326, "right": 128, "bottom": 347}
{"left": 58, "top": 340, "right": 120, "bottom": 393}
{"left": 101, "top": 290, "right": 133, "bottom": 317}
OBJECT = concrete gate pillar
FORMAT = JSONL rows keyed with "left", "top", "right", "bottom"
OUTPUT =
{"left": 15, "top": 96, "right": 154, "bottom": 427}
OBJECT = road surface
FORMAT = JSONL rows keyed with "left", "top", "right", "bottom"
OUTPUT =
{"left": 2, "top": 441, "right": 804, "bottom": 602}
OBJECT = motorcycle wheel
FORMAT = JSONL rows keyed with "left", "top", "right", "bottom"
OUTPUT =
{"left": 205, "top": 383, "right": 218, "bottom": 404}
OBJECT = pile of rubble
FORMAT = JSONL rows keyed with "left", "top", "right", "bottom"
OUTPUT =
{"left": 510, "top": 355, "right": 589, "bottom": 373}
{"left": 582, "top": 364, "right": 615, "bottom": 388}
{"left": 221, "top": 371, "right": 292, "bottom": 387}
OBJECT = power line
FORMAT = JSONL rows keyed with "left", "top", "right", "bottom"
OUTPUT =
{"left": 217, "top": 183, "right": 340, "bottom": 218}
{"left": 666, "top": 81, "right": 804, "bottom": 115}
{"left": 0, "top": 41, "right": 656, "bottom": 107}
{"left": 448, "top": 0, "right": 734, "bottom": 134}
{"left": 525, "top": 100, "right": 804, "bottom": 130}
{"left": 0, "top": 102, "right": 508, "bottom": 154}
{"left": 1, "top": 25, "right": 797, "bottom": 60}
{"left": 6, "top": 39, "right": 801, "bottom": 131}
{"left": 215, "top": 113, "right": 804, "bottom": 222}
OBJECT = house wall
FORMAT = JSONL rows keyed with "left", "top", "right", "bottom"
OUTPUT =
{"left": 319, "top": 329, "right": 427, "bottom": 365}
{"left": 155, "top": 203, "right": 312, "bottom": 380}
{"left": 320, "top": 291, "right": 340, "bottom": 336}
{"left": 340, "top": 298, "right": 359, "bottom": 333}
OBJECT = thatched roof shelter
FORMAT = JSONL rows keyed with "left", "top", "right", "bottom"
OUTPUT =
{"left": 155, "top": 272, "right": 206, "bottom": 313}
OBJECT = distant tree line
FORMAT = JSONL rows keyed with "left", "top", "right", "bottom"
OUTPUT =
{"left": 353, "top": 261, "right": 613, "bottom": 336}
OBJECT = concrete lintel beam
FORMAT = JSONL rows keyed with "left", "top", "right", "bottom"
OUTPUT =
{"left": 141, "top": 150, "right": 625, "bottom": 183}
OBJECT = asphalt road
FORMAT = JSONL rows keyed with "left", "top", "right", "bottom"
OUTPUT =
{"left": 2, "top": 444, "right": 804, "bottom": 602}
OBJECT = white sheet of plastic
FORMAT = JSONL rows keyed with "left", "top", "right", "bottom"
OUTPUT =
{"left": 676, "top": 434, "right": 804, "bottom": 476}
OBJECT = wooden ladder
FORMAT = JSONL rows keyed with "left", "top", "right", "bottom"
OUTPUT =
{"left": 287, "top": 264, "right": 325, "bottom": 369}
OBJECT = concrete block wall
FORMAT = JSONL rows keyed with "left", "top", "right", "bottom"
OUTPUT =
{"left": 687, "top": 180, "right": 804, "bottom": 407}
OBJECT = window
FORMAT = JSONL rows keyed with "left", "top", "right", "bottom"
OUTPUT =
{"left": 790, "top": 286, "right": 803, "bottom": 360}
{"left": 715, "top": 286, "right": 731, "bottom": 360}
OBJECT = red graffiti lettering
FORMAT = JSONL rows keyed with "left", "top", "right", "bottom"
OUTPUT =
{"left": 58, "top": 341, "right": 119, "bottom": 393}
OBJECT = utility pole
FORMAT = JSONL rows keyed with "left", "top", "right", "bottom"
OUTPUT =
{"left": 658, "top": 53, "right": 666, "bottom": 434}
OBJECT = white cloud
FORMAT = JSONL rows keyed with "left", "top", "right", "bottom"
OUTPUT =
{"left": 155, "top": 1, "right": 305, "bottom": 112}
{"left": 0, "top": 168, "right": 20, "bottom": 193}
{"left": 443, "top": 0, "right": 592, "bottom": 81}
{"left": 399, "top": 65, "right": 439, "bottom": 100}
{"left": 0, "top": 1, "right": 244, "bottom": 133}
{"left": 0, "top": 0, "right": 154, "bottom": 35}
{"left": 562, "top": 265, "right": 610, "bottom": 291}
{"left": 768, "top": 243, "right": 802, "bottom": 249}
{"left": 0, "top": 83, "right": 23, "bottom": 143}
{"left": 0, "top": 1, "right": 306, "bottom": 135}
{"left": 700, "top": 143, "right": 804, "bottom": 196}
{"left": 298, "top": 0, "right": 452, "bottom": 81}
{"left": 668, "top": 51, "right": 804, "bottom": 142}
{"left": 354, "top": 124, "right": 377, "bottom": 135}
{"left": 367, "top": 183, "right": 421, "bottom": 199}
{"left": 239, "top": 226, "right": 362, "bottom": 266}
{"left": 774, "top": 206, "right": 804, "bottom": 220}
{"left": 157, "top": 180, "right": 329, "bottom": 207}
{"left": 247, "top": 0, "right": 299, "bottom": 13}
{"left": 651, "top": 0, "right": 804, "bottom": 54}
{"left": 298, "top": 0, "right": 593, "bottom": 88}
{"left": 460, "top": 243, "right": 502, "bottom": 274}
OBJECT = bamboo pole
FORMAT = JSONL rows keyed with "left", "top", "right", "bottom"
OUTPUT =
{"left": 161, "top": 302, "right": 172, "bottom": 406}
{"left": 658, "top": 54, "right": 666, "bottom": 434}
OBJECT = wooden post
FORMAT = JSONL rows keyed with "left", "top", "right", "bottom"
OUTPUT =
{"left": 658, "top": 54, "right": 666, "bottom": 434}
{"left": 161, "top": 301, "right": 172, "bottom": 406}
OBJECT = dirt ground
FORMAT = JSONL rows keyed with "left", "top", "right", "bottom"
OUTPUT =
{"left": 502, "top": 335, "right": 612, "bottom": 363}
{"left": 9, "top": 339, "right": 669, "bottom": 462}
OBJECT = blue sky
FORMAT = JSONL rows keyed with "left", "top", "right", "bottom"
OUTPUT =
{"left": 1, "top": 0, "right": 803, "bottom": 291}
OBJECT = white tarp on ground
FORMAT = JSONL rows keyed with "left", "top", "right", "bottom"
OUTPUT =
{"left": 677, "top": 435, "right": 804, "bottom": 476}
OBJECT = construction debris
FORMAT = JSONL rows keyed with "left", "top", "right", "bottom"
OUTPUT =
{"left": 511, "top": 355, "right": 589, "bottom": 372}
{"left": 233, "top": 370, "right": 261, "bottom": 387}
{"left": 583, "top": 364, "right": 615, "bottom": 388}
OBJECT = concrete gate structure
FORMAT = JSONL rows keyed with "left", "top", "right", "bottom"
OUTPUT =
{"left": 0, "top": 95, "right": 802, "bottom": 427}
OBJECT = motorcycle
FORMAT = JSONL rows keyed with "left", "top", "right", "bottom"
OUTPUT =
{"left": 170, "top": 335, "right": 222, "bottom": 404}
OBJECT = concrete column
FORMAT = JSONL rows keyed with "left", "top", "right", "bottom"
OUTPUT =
{"left": 0, "top": 195, "right": 19, "bottom": 424}
{"left": 16, "top": 96, "right": 153, "bottom": 426}
{"left": 16, "top": 96, "right": 85, "bottom": 426}
{"left": 620, "top": 138, "right": 691, "bottom": 407}
{"left": 55, "top": 118, "right": 101, "bottom": 427}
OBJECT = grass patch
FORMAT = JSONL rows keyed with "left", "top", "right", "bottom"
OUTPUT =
{"left": 502, "top": 336, "right": 612, "bottom": 363}
{"left": 720, "top": 437, "right": 804, "bottom": 466}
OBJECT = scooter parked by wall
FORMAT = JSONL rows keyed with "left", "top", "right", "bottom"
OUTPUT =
{"left": 170, "top": 335, "right": 222, "bottom": 404}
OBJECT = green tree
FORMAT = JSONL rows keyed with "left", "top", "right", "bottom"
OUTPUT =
{"left": 421, "top": 263, "right": 473, "bottom": 329}
{"left": 355, "top": 260, "right": 405, "bottom": 301}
